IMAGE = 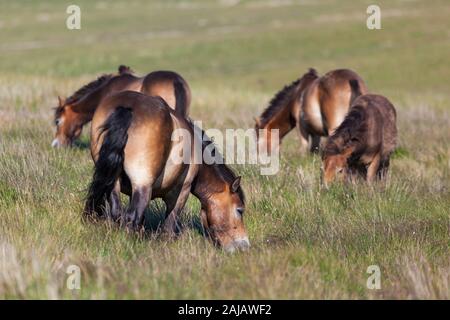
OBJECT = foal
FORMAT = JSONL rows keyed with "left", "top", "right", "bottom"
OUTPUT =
{"left": 322, "top": 94, "right": 397, "bottom": 186}
{"left": 84, "top": 91, "right": 249, "bottom": 252}
{"left": 52, "top": 65, "right": 191, "bottom": 147}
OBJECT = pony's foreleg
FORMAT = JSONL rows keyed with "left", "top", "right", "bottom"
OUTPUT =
{"left": 123, "top": 185, "right": 151, "bottom": 232}
{"left": 377, "top": 158, "right": 391, "bottom": 180}
{"left": 162, "top": 184, "right": 191, "bottom": 236}
{"left": 366, "top": 154, "right": 381, "bottom": 184}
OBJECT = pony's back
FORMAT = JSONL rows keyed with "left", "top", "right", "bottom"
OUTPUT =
{"left": 351, "top": 94, "right": 397, "bottom": 158}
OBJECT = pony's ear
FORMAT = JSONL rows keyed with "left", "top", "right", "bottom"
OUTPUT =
{"left": 57, "top": 96, "right": 65, "bottom": 107}
{"left": 253, "top": 117, "right": 260, "bottom": 127}
{"left": 231, "top": 176, "right": 241, "bottom": 193}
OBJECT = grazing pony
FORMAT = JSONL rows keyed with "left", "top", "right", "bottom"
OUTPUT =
{"left": 84, "top": 91, "right": 249, "bottom": 252}
{"left": 52, "top": 65, "right": 191, "bottom": 147}
{"left": 255, "top": 68, "right": 367, "bottom": 154}
{"left": 322, "top": 94, "right": 397, "bottom": 186}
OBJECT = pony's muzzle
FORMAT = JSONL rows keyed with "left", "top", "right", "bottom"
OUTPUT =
{"left": 51, "top": 138, "right": 60, "bottom": 148}
{"left": 224, "top": 237, "right": 250, "bottom": 253}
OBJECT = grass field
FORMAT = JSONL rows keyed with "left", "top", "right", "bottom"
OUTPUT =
{"left": 0, "top": 0, "right": 449, "bottom": 299}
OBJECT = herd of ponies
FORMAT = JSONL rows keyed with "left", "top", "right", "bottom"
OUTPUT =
{"left": 52, "top": 65, "right": 397, "bottom": 252}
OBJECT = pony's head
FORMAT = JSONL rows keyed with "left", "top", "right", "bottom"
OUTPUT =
{"left": 52, "top": 96, "right": 84, "bottom": 147}
{"left": 254, "top": 118, "right": 281, "bottom": 157}
{"left": 52, "top": 74, "right": 113, "bottom": 147}
{"left": 189, "top": 123, "right": 250, "bottom": 252}
{"left": 201, "top": 176, "right": 249, "bottom": 252}
{"left": 322, "top": 154, "right": 348, "bottom": 186}
{"left": 321, "top": 146, "right": 354, "bottom": 187}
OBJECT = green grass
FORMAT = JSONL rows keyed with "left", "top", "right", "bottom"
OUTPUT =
{"left": 0, "top": 0, "right": 449, "bottom": 299}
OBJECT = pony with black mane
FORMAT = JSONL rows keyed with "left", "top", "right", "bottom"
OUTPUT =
{"left": 52, "top": 65, "right": 191, "bottom": 147}
{"left": 255, "top": 68, "right": 367, "bottom": 154}
{"left": 84, "top": 90, "right": 249, "bottom": 252}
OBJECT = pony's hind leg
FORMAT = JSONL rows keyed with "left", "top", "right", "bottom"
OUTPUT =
{"left": 108, "top": 180, "right": 122, "bottom": 223}
{"left": 310, "top": 134, "right": 321, "bottom": 153}
{"left": 298, "top": 123, "right": 310, "bottom": 155}
{"left": 123, "top": 185, "right": 151, "bottom": 232}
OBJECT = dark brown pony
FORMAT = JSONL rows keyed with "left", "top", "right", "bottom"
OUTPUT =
{"left": 322, "top": 94, "right": 397, "bottom": 186}
{"left": 52, "top": 65, "right": 191, "bottom": 147}
{"left": 84, "top": 91, "right": 249, "bottom": 252}
{"left": 255, "top": 68, "right": 367, "bottom": 154}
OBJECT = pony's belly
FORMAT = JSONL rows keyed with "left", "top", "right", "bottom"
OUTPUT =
{"left": 152, "top": 125, "right": 199, "bottom": 197}
{"left": 153, "top": 162, "right": 189, "bottom": 195}
{"left": 308, "top": 117, "right": 325, "bottom": 135}
{"left": 327, "top": 110, "right": 347, "bottom": 134}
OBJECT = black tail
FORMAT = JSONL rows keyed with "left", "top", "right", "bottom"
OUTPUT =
{"left": 84, "top": 107, "right": 133, "bottom": 218}
{"left": 349, "top": 79, "right": 363, "bottom": 105}
{"left": 174, "top": 77, "right": 188, "bottom": 117}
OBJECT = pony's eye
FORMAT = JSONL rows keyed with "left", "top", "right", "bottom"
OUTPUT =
{"left": 55, "top": 119, "right": 61, "bottom": 126}
{"left": 337, "top": 168, "right": 344, "bottom": 173}
{"left": 236, "top": 208, "right": 244, "bottom": 216}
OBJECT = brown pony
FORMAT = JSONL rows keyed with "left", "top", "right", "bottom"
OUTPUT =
{"left": 255, "top": 68, "right": 367, "bottom": 154}
{"left": 322, "top": 94, "right": 397, "bottom": 186}
{"left": 84, "top": 91, "right": 249, "bottom": 252}
{"left": 52, "top": 65, "right": 191, "bottom": 147}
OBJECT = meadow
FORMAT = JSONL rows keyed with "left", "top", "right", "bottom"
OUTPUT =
{"left": 0, "top": 0, "right": 449, "bottom": 299}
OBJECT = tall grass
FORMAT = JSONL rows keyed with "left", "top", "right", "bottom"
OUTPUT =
{"left": 0, "top": 0, "right": 449, "bottom": 299}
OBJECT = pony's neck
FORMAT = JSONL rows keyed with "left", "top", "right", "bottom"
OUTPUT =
{"left": 324, "top": 137, "right": 356, "bottom": 161}
{"left": 259, "top": 71, "right": 318, "bottom": 136}
{"left": 263, "top": 101, "right": 297, "bottom": 138}
{"left": 191, "top": 163, "right": 226, "bottom": 206}
{"left": 71, "top": 88, "right": 103, "bottom": 117}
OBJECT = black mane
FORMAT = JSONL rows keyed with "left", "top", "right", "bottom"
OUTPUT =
{"left": 323, "top": 105, "right": 367, "bottom": 158}
{"left": 258, "top": 68, "right": 318, "bottom": 128}
{"left": 54, "top": 105, "right": 64, "bottom": 122}
{"left": 65, "top": 74, "right": 113, "bottom": 105}
{"left": 54, "top": 74, "right": 113, "bottom": 121}
{"left": 187, "top": 118, "right": 245, "bottom": 202}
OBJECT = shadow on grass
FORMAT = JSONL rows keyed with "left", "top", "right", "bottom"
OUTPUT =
{"left": 142, "top": 204, "right": 166, "bottom": 233}
{"left": 72, "top": 139, "right": 90, "bottom": 150}
{"left": 141, "top": 203, "right": 207, "bottom": 239}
